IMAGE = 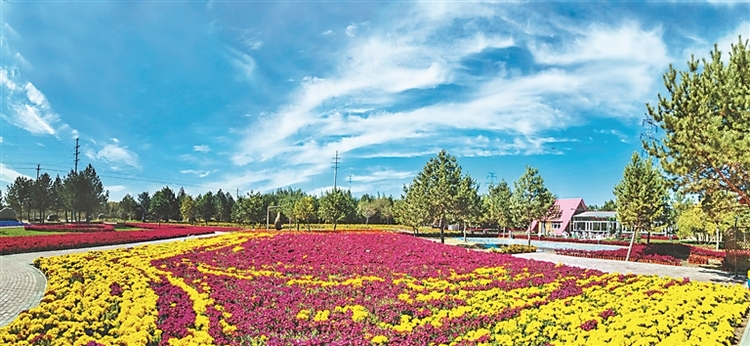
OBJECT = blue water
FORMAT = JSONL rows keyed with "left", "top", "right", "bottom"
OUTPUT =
{"left": 457, "top": 237, "right": 626, "bottom": 252}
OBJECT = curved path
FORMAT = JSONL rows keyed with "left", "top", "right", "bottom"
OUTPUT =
{"left": 0, "top": 233, "right": 223, "bottom": 327}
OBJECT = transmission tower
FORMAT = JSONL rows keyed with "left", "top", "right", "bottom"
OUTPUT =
{"left": 640, "top": 117, "right": 656, "bottom": 157}
{"left": 332, "top": 151, "right": 340, "bottom": 191}
{"left": 486, "top": 172, "right": 497, "bottom": 185}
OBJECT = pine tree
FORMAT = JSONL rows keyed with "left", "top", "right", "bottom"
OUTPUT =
{"left": 644, "top": 36, "right": 750, "bottom": 204}
{"left": 402, "top": 150, "right": 474, "bottom": 244}
{"left": 614, "top": 153, "right": 670, "bottom": 261}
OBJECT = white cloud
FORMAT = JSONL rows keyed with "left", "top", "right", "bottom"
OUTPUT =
{"left": 228, "top": 48, "right": 256, "bottom": 81}
{"left": 529, "top": 22, "right": 667, "bottom": 66}
{"left": 322, "top": 30, "right": 333, "bottom": 36}
{"left": 180, "top": 169, "right": 212, "bottom": 178}
{"left": 345, "top": 24, "right": 357, "bottom": 37}
{"left": 104, "top": 185, "right": 127, "bottom": 193}
{"left": 351, "top": 169, "right": 415, "bottom": 183}
{"left": 193, "top": 145, "right": 211, "bottom": 153}
{"left": 5, "top": 103, "right": 57, "bottom": 136}
{"left": 0, "top": 163, "right": 27, "bottom": 184}
{"left": 0, "top": 43, "right": 76, "bottom": 137}
{"left": 227, "top": 5, "right": 674, "bottom": 193}
{"left": 90, "top": 143, "right": 142, "bottom": 170}
{"left": 596, "top": 129, "right": 630, "bottom": 143}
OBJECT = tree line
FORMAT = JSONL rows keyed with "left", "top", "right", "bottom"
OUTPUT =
{"left": 4, "top": 164, "right": 108, "bottom": 222}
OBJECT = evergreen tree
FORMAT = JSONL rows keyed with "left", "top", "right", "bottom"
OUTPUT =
{"left": 395, "top": 184, "right": 430, "bottom": 234}
{"left": 6, "top": 176, "right": 33, "bottom": 221}
{"left": 402, "top": 150, "right": 474, "bottom": 244}
{"left": 644, "top": 36, "right": 750, "bottom": 205}
{"left": 137, "top": 192, "right": 151, "bottom": 221}
{"left": 485, "top": 179, "right": 514, "bottom": 236}
{"left": 150, "top": 186, "right": 177, "bottom": 222}
{"left": 196, "top": 192, "right": 216, "bottom": 224}
{"left": 50, "top": 175, "right": 64, "bottom": 219}
{"left": 119, "top": 194, "right": 137, "bottom": 220}
{"left": 614, "top": 153, "right": 670, "bottom": 261}
{"left": 601, "top": 199, "right": 618, "bottom": 211}
{"left": 456, "top": 174, "right": 482, "bottom": 240}
{"left": 511, "top": 166, "right": 557, "bottom": 246}
{"left": 32, "top": 173, "right": 53, "bottom": 223}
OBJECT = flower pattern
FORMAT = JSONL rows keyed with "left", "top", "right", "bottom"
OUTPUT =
{"left": 1, "top": 231, "right": 747, "bottom": 345}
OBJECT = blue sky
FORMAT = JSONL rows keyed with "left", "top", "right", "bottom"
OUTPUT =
{"left": 0, "top": 1, "right": 748, "bottom": 206}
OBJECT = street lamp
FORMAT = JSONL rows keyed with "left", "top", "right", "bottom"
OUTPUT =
{"left": 266, "top": 206, "right": 279, "bottom": 231}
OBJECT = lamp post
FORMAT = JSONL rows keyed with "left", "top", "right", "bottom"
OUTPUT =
{"left": 266, "top": 206, "right": 279, "bottom": 231}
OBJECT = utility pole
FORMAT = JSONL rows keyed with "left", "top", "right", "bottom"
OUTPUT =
{"left": 348, "top": 173, "right": 353, "bottom": 191}
{"left": 332, "top": 151, "right": 340, "bottom": 191}
{"left": 36, "top": 164, "right": 40, "bottom": 180}
{"left": 74, "top": 138, "right": 80, "bottom": 172}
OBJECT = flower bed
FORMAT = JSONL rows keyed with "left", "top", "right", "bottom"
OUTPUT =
{"left": 554, "top": 242, "right": 741, "bottom": 268}
{"left": 490, "top": 244, "right": 538, "bottom": 254}
{"left": 555, "top": 245, "right": 683, "bottom": 266}
{"left": 1, "top": 232, "right": 747, "bottom": 345}
{"left": 24, "top": 223, "right": 115, "bottom": 233}
{"left": 0, "top": 225, "right": 233, "bottom": 255}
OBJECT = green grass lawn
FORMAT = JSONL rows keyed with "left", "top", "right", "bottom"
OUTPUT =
{"left": 0, "top": 227, "right": 69, "bottom": 237}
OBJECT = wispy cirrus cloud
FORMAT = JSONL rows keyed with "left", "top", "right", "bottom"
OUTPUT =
{"left": 1, "top": 25, "right": 77, "bottom": 138}
{"left": 180, "top": 169, "right": 212, "bottom": 178}
{"left": 0, "top": 163, "right": 27, "bottom": 184}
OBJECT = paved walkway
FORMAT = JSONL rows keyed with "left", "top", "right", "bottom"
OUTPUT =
{"left": 428, "top": 237, "right": 746, "bottom": 285}
{"left": 0, "top": 232, "right": 223, "bottom": 327}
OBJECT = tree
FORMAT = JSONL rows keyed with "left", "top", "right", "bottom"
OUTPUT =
{"left": 394, "top": 185, "right": 430, "bottom": 235}
{"left": 511, "top": 166, "right": 557, "bottom": 246}
{"left": 601, "top": 199, "right": 617, "bottom": 211}
{"left": 196, "top": 192, "right": 216, "bottom": 224}
{"left": 614, "top": 153, "right": 670, "bottom": 261}
{"left": 293, "top": 196, "right": 317, "bottom": 231}
{"left": 50, "top": 175, "right": 64, "bottom": 218}
{"left": 701, "top": 190, "right": 739, "bottom": 249}
{"left": 32, "top": 173, "right": 53, "bottom": 223}
{"left": 318, "top": 189, "right": 350, "bottom": 230}
{"left": 6, "top": 176, "right": 33, "bottom": 221}
{"left": 456, "top": 175, "right": 481, "bottom": 240}
{"left": 63, "top": 165, "right": 108, "bottom": 221}
{"left": 676, "top": 203, "right": 706, "bottom": 241}
{"left": 402, "top": 150, "right": 474, "bottom": 244}
{"left": 644, "top": 37, "right": 750, "bottom": 205}
{"left": 180, "top": 195, "right": 197, "bottom": 223}
{"left": 232, "top": 191, "right": 264, "bottom": 226}
{"left": 214, "top": 189, "right": 235, "bottom": 222}
{"left": 374, "top": 195, "right": 395, "bottom": 224}
{"left": 80, "top": 165, "right": 109, "bottom": 220}
{"left": 119, "top": 194, "right": 137, "bottom": 220}
{"left": 150, "top": 186, "right": 177, "bottom": 222}
{"left": 137, "top": 192, "right": 151, "bottom": 221}
{"left": 357, "top": 199, "right": 378, "bottom": 226}
{"left": 485, "top": 179, "right": 514, "bottom": 236}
